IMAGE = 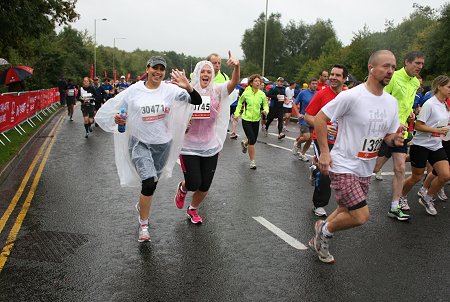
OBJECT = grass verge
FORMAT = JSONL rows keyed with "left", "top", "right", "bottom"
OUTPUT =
{"left": 0, "top": 109, "right": 58, "bottom": 172}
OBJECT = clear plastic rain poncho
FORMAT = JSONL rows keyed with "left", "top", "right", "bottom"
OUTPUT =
{"left": 181, "top": 61, "right": 237, "bottom": 156}
{"left": 95, "top": 81, "right": 193, "bottom": 187}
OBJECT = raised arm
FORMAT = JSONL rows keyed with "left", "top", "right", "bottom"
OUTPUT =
{"left": 226, "top": 50, "right": 240, "bottom": 95}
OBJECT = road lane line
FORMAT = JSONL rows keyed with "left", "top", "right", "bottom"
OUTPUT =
{"left": 265, "top": 143, "right": 292, "bottom": 152}
{"left": 0, "top": 117, "right": 64, "bottom": 272}
{"left": 0, "top": 115, "right": 64, "bottom": 235}
{"left": 252, "top": 216, "right": 307, "bottom": 250}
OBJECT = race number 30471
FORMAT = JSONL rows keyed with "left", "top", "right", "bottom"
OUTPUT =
{"left": 357, "top": 137, "right": 383, "bottom": 160}
{"left": 141, "top": 104, "right": 165, "bottom": 122}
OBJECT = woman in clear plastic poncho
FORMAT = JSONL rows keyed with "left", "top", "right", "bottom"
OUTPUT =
{"left": 95, "top": 56, "right": 202, "bottom": 242}
{"left": 174, "top": 51, "right": 240, "bottom": 224}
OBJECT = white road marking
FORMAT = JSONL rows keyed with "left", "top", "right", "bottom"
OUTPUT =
{"left": 252, "top": 216, "right": 308, "bottom": 250}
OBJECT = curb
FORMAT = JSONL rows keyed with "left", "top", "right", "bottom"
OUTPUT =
{"left": 0, "top": 107, "right": 63, "bottom": 186}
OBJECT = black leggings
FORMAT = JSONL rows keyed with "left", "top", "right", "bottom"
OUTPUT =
{"left": 180, "top": 154, "right": 219, "bottom": 192}
{"left": 242, "top": 120, "right": 260, "bottom": 145}
{"left": 265, "top": 106, "right": 283, "bottom": 134}
{"left": 312, "top": 140, "right": 334, "bottom": 208}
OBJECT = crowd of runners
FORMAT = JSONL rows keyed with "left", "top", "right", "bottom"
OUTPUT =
{"left": 58, "top": 49, "right": 450, "bottom": 264}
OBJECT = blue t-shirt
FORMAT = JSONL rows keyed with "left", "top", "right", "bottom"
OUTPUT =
{"left": 295, "top": 89, "right": 316, "bottom": 126}
{"left": 419, "top": 91, "right": 433, "bottom": 107}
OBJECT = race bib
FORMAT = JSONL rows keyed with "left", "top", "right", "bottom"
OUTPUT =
{"left": 141, "top": 103, "right": 166, "bottom": 122}
{"left": 357, "top": 137, "right": 383, "bottom": 160}
{"left": 67, "top": 89, "right": 75, "bottom": 97}
{"left": 192, "top": 96, "right": 211, "bottom": 119}
{"left": 431, "top": 120, "right": 448, "bottom": 138}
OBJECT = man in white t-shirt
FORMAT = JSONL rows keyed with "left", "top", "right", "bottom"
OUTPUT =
{"left": 283, "top": 81, "right": 296, "bottom": 131}
{"left": 309, "top": 50, "right": 406, "bottom": 264}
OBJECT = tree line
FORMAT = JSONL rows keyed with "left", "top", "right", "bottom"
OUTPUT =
{"left": 0, "top": 1, "right": 448, "bottom": 92}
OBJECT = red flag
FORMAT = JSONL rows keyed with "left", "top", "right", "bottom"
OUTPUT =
{"left": 127, "top": 72, "right": 131, "bottom": 82}
{"left": 113, "top": 69, "right": 117, "bottom": 83}
{"left": 90, "top": 64, "right": 94, "bottom": 80}
{"left": 103, "top": 69, "right": 107, "bottom": 79}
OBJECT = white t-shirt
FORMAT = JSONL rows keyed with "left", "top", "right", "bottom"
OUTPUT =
{"left": 321, "top": 84, "right": 400, "bottom": 177}
{"left": 283, "top": 87, "right": 295, "bottom": 108}
{"left": 411, "top": 96, "right": 449, "bottom": 150}
{"left": 115, "top": 81, "right": 190, "bottom": 144}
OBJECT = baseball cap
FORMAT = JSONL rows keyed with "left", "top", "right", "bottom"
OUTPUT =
{"left": 147, "top": 56, "right": 167, "bottom": 68}
{"left": 94, "top": 76, "right": 99, "bottom": 80}
{"left": 277, "top": 77, "right": 284, "bottom": 82}
{"left": 120, "top": 75, "right": 125, "bottom": 79}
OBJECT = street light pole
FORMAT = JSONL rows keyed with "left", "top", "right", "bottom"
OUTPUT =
{"left": 262, "top": 0, "right": 268, "bottom": 77}
{"left": 94, "top": 18, "right": 107, "bottom": 78}
{"left": 113, "top": 37, "right": 126, "bottom": 78}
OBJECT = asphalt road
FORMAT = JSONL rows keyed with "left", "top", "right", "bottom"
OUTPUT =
{"left": 0, "top": 108, "right": 449, "bottom": 302}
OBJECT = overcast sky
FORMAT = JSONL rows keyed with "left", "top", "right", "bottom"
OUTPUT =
{"left": 68, "top": 0, "right": 445, "bottom": 59}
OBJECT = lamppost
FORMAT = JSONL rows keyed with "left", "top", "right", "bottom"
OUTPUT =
{"left": 94, "top": 18, "right": 107, "bottom": 78}
{"left": 262, "top": 0, "right": 268, "bottom": 77}
{"left": 113, "top": 37, "right": 126, "bottom": 78}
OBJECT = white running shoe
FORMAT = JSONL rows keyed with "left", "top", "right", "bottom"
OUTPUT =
{"left": 313, "top": 207, "right": 327, "bottom": 217}
{"left": 138, "top": 224, "right": 151, "bottom": 242}
{"left": 292, "top": 142, "right": 299, "bottom": 155}
{"left": 298, "top": 153, "right": 309, "bottom": 162}
{"left": 375, "top": 170, "right": 383, "bottom": 181}
{"left": 437, "top": 187, "right": 448, "bottom": 201}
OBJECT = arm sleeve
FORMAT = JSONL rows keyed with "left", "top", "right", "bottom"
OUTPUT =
{"left": 188, "top": 88, "right": 202, "bottom": 105}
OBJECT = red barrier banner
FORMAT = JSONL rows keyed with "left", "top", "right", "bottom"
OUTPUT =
{"left": 0, "top": 88, "right": 60, "bottom": 134}
{"left": 0, "top": 95, "right": 12, "bottom": 133}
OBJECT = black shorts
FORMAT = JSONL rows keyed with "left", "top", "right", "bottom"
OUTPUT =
{"left": 283, "top": 107, "right": 292, "bottom": 114}
{"left": 66, "top": 97, "right": 76, "bottom": 106}
{"left": 409, "top": 145, "right": 448, "bottom": 169}
{"left": 230, "top": 105, "right": 237, "bottom": 116}
{"left": 81, "top": 103, "right": 95, "bottom": 118}
{"left": 377, "top": 139, "right": 409, "bottom": 158}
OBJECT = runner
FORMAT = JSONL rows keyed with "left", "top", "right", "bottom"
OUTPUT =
{"left": 309, "top": 50, "right": 404, "bottom": 263}
{"left": 293, "top": 78, "right": 317, "bottom": 161}
{"left": 304, "top": 65, "right": 347, "bottom": 217}
{"left": 400, "top": 75, "right": 450, "bottom": 216}
{"left": 95, "top": 56, "right": 202, "bottom": 242}
{"left": 233, "top": 74, "right": 269, "bottom": 169}
{"left": 65, "top": 78, "right": 77, "bottom": 121}
{"left": 77, "top": 77, "right": 96, "bottom": 138}
{"left": 372, "top": 51, "right": 424, "bottom": 220}
{"left": 174, "top": 52, "right": 240, "bottom": 224}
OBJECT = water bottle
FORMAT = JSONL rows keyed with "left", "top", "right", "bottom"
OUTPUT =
{"left": 328, "top": 120, "right": 338, "bottom": 140}
{"left": 315, "top": 171, "right": 321, "bottom": 190}
{"left": 118, "top": 107, "right": 126, "bottom": 133}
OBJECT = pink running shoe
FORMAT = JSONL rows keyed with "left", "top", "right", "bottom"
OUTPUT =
{"left": 174, "top": 182, "right": 187, "bottom": 209}
{"left": 186, "top": 208, "right": 203, "bottom": 224}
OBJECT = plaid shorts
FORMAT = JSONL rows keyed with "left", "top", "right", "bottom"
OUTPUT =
{"left": 329, "top": 172, "right": 371, "bottom": 209}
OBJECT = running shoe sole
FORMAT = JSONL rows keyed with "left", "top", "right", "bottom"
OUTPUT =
{"left": 186, "top": 213, "right": 203, "bottom": 224}
{"left": 387, "top": 211, "right": 411, "bottom": 221}
{"left": 308, "top": 237, "right": 335, "bottom": 264}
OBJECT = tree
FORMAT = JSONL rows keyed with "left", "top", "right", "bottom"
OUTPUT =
{"left": 241, "top": 13, "right": 285, "bottom": 77}
{"left": 0, "top": 0, "right": 79, "bottom": 59}
{"left": 420, "top": 3, "right": 450, "bottom": 78}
